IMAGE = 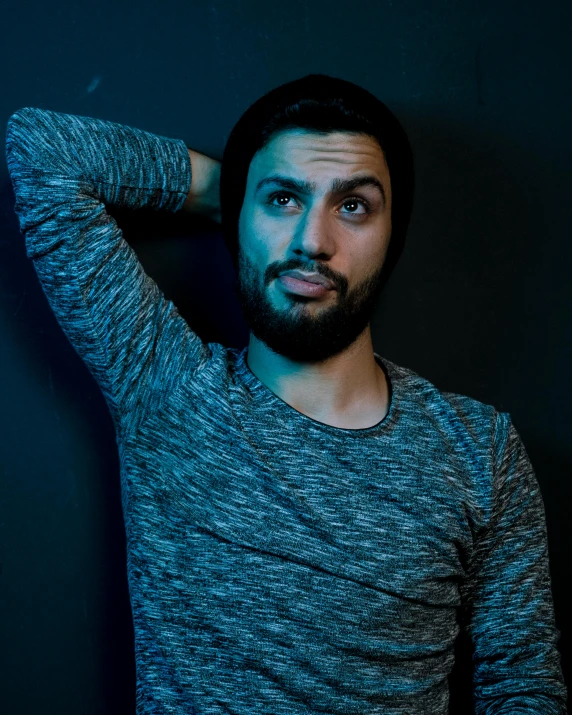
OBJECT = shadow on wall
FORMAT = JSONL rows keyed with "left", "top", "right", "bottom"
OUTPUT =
{"left": 0, "top": 111, "right": 569, "bottom": 714}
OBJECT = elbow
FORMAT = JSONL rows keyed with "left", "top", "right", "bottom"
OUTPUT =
{"left": 6, "top": 106, "right": 43, "bottom": 175}
{"left": 6, "top": 106, "right": 72, "bottom": 178}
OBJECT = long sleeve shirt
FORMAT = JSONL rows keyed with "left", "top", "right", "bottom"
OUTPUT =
{"left": 5, "top": 105, "right": 568, "bottom": 715}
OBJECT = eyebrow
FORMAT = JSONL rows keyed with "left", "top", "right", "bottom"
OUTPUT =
{"left": 255, "top": 173, "right": 386, "bottom": 205}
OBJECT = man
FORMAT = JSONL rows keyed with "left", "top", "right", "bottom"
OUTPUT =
{"left": 5, "top": 73, "right": 567, "bottom": 714}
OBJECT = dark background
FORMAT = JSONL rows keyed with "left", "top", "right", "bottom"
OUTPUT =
{"left": 1, "top": 0, "right": 570, "bottom": 713}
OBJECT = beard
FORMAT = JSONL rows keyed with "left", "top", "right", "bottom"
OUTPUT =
{"left": 233, "top": 244, "right": 386, "bottom": 364}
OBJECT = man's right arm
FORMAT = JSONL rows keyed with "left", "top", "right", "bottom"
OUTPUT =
{"left": 5, "top": 106, "right": 213, "bottom": 435}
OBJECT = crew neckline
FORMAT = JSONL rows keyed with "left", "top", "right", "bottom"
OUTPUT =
{"left": 235, "top": 347, "right": 399, "bottom": 438}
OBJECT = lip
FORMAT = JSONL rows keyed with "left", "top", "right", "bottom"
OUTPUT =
{"left": 278, "top": 270, "right": 335, "bottom": 290}
{"left": 278, "top": 275, "right": 333, "bottom": 297}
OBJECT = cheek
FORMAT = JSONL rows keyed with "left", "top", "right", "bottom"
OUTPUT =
{"left": 238, "top": 210, "right": 260, "bottom": 259}
{"left": 377, "top": 236, "right": 391, "bottom": 265}
{"left": 372, "top": 220, "right": 392, "bottom": 262}
{"left": 237, "top": 227, "right": 272, "bottom": 284}
{"left": 349, "top": 232, "right": 389, "bottom": 284}
{"left": 244, "top": 211, "right": 286, "bottom": 263}
{"left": 241, "top": 230, "right": 269, "bottom": 268}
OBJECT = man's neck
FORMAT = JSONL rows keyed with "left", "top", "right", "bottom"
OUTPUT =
{"left": 245, "top": 330, "right": 389, "bottom": 429}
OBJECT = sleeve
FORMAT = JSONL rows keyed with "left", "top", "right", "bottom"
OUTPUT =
{"left": 5, "top": 106, "right": 212, "bottom": 436}
{"left": 458, "top": 411, "right": 568, "bottom": 714}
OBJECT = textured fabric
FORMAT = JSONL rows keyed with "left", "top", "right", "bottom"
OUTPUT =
{"left": 5, "top": 106, "right": 568, "bottom": 715}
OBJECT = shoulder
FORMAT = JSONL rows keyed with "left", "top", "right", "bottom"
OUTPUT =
{"left": 380, "top": 353, "right": 508, "bottom": 461}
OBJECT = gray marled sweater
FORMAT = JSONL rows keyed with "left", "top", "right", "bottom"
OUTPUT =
{"left": 5, "top": 106, "right": 568, "bottom": 715}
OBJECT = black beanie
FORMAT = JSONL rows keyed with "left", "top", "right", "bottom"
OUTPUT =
{"left": 219, "top": 73, "right": 415, "bottom": 295}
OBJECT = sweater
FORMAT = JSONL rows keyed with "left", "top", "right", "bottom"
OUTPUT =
{"left": 5, "top": 105, "right": 568, "bottom": 715}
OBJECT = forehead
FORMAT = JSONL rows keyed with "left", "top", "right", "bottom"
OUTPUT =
{"left": 249, "top": 129, "right": 389, "bottom": 181}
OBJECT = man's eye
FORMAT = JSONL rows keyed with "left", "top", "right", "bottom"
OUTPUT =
{"left": 266, "top": 192, "right": 371, "bottom": 215}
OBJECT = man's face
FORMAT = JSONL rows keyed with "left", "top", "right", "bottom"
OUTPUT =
{"left": 235, "top": 128, "right": 392, "bottom": 364}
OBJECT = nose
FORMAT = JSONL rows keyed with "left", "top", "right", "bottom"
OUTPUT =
{"left": 289, "top": 203, "right": 335, "bottom": 260}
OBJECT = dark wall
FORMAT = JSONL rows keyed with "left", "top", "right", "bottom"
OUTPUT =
{"left": 1, "top": 1, "right": 570, "bottom": 713}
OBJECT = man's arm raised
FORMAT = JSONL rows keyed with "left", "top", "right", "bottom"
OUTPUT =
{"left": 5, "top": 106, "right": 214, "bottom": 436}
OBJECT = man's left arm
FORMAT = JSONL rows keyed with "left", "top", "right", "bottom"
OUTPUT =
{"left": 459, "top": 412, "right": 568, "bottom": 714}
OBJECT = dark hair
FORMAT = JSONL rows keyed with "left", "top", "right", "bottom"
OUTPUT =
{"left": 220, "top": 73, "right": 415, "bottom": 294}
